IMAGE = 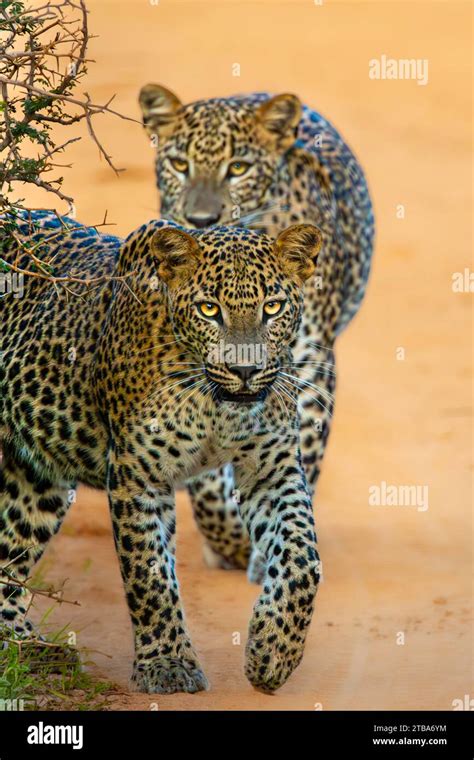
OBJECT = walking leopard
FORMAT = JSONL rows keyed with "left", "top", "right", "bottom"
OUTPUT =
{"left": 0, "top": 211, "right": 323, "bottom": 693}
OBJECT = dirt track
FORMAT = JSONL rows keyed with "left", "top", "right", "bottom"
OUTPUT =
{"left": 27, "top": 0, "right": 472, "bottom": 710}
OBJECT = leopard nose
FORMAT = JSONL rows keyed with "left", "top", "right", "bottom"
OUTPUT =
{"left": 185, "top": 211, "right": 221, "bottom": 228}
{"left": 228, "top": 365, "right": 259, "bottom": 384}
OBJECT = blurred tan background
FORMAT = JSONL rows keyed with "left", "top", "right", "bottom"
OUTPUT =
{"left": 28, "top": 0, "right": 472, "bottom": 709}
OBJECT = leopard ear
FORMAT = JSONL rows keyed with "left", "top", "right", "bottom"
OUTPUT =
{"left": 274, "top": 224, "right": 322, "bottom": 282}
{"left": 151, "top": 227, "right": 201, "bottom": 286}
{"left": 138, "top": 84, "right": 182, "bottom": 139}
{"left": 256, "top": 93, "right": 301, "bottom": 150}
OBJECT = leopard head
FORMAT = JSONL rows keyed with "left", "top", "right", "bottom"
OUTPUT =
{"left": 152, "top": 223, "right": 321, "bottom": 405}
{"left": 139, "top": 85, "right": 301, "bottom": 229}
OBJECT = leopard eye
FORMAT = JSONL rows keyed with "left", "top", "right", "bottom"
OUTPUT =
{"left": 263, "top": 300, "right": 284, "bottom": 317}
{"left": 227, "top": 160, "right": 250, "bottom": 178}
{"left": 198, "top": 302, "right": 220, "bottom": 319}
{"left": 170, "top": 157, "right": 189, "bottom": 174}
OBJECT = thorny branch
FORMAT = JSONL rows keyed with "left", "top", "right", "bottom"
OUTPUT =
{"left": 0, "top": 0, "right": 138, "bottom": 291}
{"left": 0, "top": 548, "right": 80, "bottom": 610}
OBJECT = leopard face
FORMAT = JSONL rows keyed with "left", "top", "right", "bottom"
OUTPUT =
{"left": 139, "top": 85, "right": 301, "bottom": 228}
{"left": 153, "top": 223, "right": 322, "bottom": 404}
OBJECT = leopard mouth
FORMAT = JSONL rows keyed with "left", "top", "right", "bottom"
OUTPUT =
{"left": 214, "top": 387, "right": 269, "bottom": 405}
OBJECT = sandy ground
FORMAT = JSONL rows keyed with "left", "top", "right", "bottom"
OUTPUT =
{"left": 19, "top": 0, "right": 473, "bottom": 709}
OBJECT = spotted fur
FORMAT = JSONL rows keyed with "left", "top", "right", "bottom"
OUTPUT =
{"left": 1, "top": 211, "right": 323, "bottom": 693}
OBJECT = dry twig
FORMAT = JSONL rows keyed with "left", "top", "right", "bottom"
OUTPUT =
{"left": 0, "top": 0, "right": 138, "bottom": 291}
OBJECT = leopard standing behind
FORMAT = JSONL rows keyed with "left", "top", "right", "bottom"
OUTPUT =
{"left": 139, "top": 86, "right": 375, "bottom": 567}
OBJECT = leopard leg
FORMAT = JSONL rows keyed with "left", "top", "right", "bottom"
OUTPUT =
{"left": 282, "top": 339, "right": 336, "bottom": 495}
{"left": 247, "top": 341, "right": 334, "bottom": 588}
{"left": 187, "top": 464, "right": 251, "bottom": 571}
{"left": 107, "top": 449, "right": 208, "bottom": 694}
{"left": 234, "top": 442, "right": 321, "bottom": 693}
{"left": 0, "top": 445, "right": 75, "bottom": 637}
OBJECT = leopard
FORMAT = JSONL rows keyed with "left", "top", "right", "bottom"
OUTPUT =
{"left": 138, "top": 85, "right": 375, "bottom": 572}
{"left": 0, "top": 210, "right": 324, "bottom": 694}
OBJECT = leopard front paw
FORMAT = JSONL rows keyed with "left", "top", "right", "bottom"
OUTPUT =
{"left": 244, "top": 600, "right": 310, "bottom": 692}
{"left": 131, "top": 656, "right": 209, "bottom": 694}
{"left": 245, "top": 637, "right": 305, "bottom": 693}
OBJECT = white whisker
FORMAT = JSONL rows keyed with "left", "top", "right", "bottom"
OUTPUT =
{"left": 132, "top": 338, "right": 183, "bottom": 355}
{"left": 274, "top": 379, "right": 298, "bottom": 408}
{"left": 173, "top": 378, "right": 208, "bottom": 419}
{"left": 149, "top": 371, "right": 205, "bottom": 401}
{"left": 279, "top": 375, "right": 333, "bottom": 417}
{"left": 280, "top": 372, "right": 335, "bottom": 403}
{"left": 297, "top": 340, "right": 335, "bottom": 355}
{"left": 282, "top": 361, "right": 336, "bottom": 377}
